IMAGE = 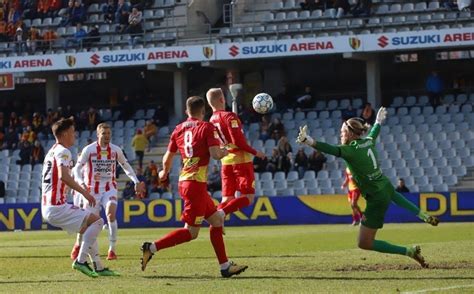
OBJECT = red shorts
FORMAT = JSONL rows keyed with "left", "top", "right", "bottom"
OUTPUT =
{"left": 348, "top": 189, "right": 361, "bottom": 203}
{"left": 221, "top": 162, "right": 255, "bottom": 197}
{"left": 178, "top": 181, "right": 217, "bottom": 227}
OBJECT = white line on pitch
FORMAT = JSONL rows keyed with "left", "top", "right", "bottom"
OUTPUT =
{"left": 402, "top": 283, "right": 474, "bottom": 294}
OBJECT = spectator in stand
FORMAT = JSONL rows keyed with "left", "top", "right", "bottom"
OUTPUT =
{"left": 207, "top": 164, "right": 222, "bottom": 193}
{"left": 14, "top": 27, "right": 28, "bottom": 53}
{"left": 0, "top": 21, "right": 7, "bottom": 42}
{"left": 42, "top": 29, "right": 57, "bottom": 50}
{"left": 120, "top": 95, "right": 134, "bottom": 120}
{"left": 332, "top": 0, "right": 350, "bottom": 18}
{"left": 122, "top": 180, "right": 136, "bottom": 200}
{"left": 294, "top": 148, "right": 308, "bottom": 178}
{"left": 268, "top": 117, "right": 285, "bottom": 141}
{"left": 253, "top": 154, "right": 267, "bottom": 173}
{"left": 342, "top": 104, "right": 357, "bottom": 121}
{"left": 360, "top": 102, "right": 375, "bottom": 125}
{"left": 30, "top": 139, "right": 45, "bottom": 165}
{"left": 266, "top": 148, "right": 291, "bottom": 174}
{"left": 8, "top": 6, "right": 21, "bottom": 24}
{"left": 308, "top": 150, "right": 327, "bottom": 175}
{"left": 83, "top": 25, "right": 100, "bottom": 47}
{"left": 275, "top": 86, "right": 292, "bottom": 111}
{"left": 103, "top": 0, "right": 116, "bottom": 23}
{"left": 300, "top": 0, "right": 324, "bottom": 11}
{"left": 441, "top": 0, "right": 458, "bottom": 10}
{"left": 26, "top": 26, "right": 40, "bottom": 53}
{"left": 71, "top": 0, "right": 86, "bottom": 25}
{"left": 63, "top": 105, "right": 74, "bottom": 118}
{"left": 87, "top": 107, "right": 99, "bottom": 131}
{"left": 351, "top": 0, "right": 372, "bottom": 17}
{"left": 0, "top": 112, "right": 5, "bottom": 131}
{"left": 115, "top": 0, "right": 131, "bottom": 33}
{"left": 9, "top": 112, "right": 20, "bottom": 132}
{"left": 22, "top": 125, "right": 36, "bottom": 143}
{"left": 266, "top": 148, "right": 280, "bottom": 173}
{"left": 126, "top": 7, "right": 143, "bottom": 44}
{"left": 296, "top": 86, "right": 314, "bottom": 109}
{"left": 17, "top": 140, "right": 32, "bottom": 165}
{"left": 144, "top": 160, "right": 159, "bottom": 190}
{"left": 31, "top": 112, "right": 43, "bottom": 133}
{"left": 131, "top": 129, "right": 148, "bottom": 169}
{"left": 48, "top": 0, "right": 62, "bottom": 17}
{"left": 66, "top": 23, "right": 87, "bottom": 48}
{"left": 143, "top": 120, "right": 158, "bottom": 149}
{"left": 277, "top": 136, "right": 292, "bottom": 157}
{"left": 395, "top": 178, "right": 410, "bottom": 193}
{"left": 59, "top": 0, "right": 74, "bottom": 26}
{"left": 0, "top": 179, "right": 4, "bottom": 198}
{"left": 425, "top": 71, "right": 443, "bottom": 106}
{"left": 457, "top": 0, "right": 471, "bottom": 11}
{"left": 37, "top": 0, "right": 49, "bottom": 18}
{"left": 5, "top": 127, "right": 18, "bottom": 150}
{"left": 153, "top": 104, "right": 169, "bottom": 127}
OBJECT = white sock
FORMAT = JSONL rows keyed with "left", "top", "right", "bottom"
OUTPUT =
{"left": 108, "top": 220, "right": 118, "bottom": 251}
{"left": 75, "top": 233, "right": 82, "bottom": 246}
{"left": 77, "top": 218, "right": 104, "bottom": 263}
{"left": 88, "top": 240, "right": 104, "bottom": 271}
{"left": 220, "top": 261, "right": 230, "bottom": 270}
{"left": 150, "top": 242, "right": 157, "bottom": 253}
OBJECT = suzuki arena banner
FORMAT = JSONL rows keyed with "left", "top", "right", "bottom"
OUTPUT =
{"left": 0, "top": 44, "right": 216, "bottom": 73}
{"left": 1, "top": 28, "right": 474, "bottom": 74}
{"left": 1, "top": 192, "right": 473, "bottom": 231}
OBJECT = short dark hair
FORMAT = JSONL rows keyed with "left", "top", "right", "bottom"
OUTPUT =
{"left": 186, "top": 96, "right": 205, "bottom": 116}
{"left": 52, "top": 117, "right": 74, "bottom": 138}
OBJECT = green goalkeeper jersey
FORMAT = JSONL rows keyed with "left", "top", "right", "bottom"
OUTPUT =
{"left": 313, "top": 123, "right": 390, "bottom": 196}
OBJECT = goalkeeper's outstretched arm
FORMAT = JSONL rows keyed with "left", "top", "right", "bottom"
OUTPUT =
{"left": 296, "top": 125, "right": 342, "bottom": 157}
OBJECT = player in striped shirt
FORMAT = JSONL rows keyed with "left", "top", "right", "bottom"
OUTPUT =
{"left": 42, "top": 117, "right": 118, "bottom": 277}
{"left": 297, "top": 108, "right": 439, "bottom": 267}
{"left": 341, "top": 167, "right": 363, "bottom": 226}
{"left": 71, "top": 123, "right": 146, "bottom": 261}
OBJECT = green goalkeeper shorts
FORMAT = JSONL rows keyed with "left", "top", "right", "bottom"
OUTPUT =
{"left": 361, "top": 184, "right": 394, "bottom": 229}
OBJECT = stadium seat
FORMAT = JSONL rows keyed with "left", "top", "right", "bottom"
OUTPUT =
{"left": 161, "top": 192, "right": 173, "bottom": 199}
{"left": 262, "top": 189, "right": 277, "bottom": 196}
{"left": 294, "top": 188, "right": 307, "bottom": 195}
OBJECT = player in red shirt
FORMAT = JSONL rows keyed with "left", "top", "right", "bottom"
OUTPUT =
{"left": 140, "top": 96, "right": 248, "bottom": 278}
{"left": 206, "top": 88, "right": 266, "bottom": 215}
{"left": 341, "top": 167, "right": 363, "bottom": 225}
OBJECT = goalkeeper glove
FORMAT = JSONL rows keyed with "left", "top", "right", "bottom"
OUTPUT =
{"left": 375, "top": 107, "right": 387, "bottom": 125}
{"left": 296, "top": 125, "right": 314, "bottom": 146}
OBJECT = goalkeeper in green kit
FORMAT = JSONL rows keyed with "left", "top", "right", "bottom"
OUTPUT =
{"left": 297, "top": 107, "right": 439, "bottom": 267}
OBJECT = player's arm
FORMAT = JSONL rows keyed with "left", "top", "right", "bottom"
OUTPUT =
{"left": 296, "top": 125, "right": 344, "bottom": 157}
{"left": 227, "top": 114, "right": 265, "bottom": 159}
{"left": 117, "top": 148, "right": 146, "bottom": 196}
{"left": 159, "top": 131, "right": 177, "bottom": 186}
{"left": 72, "top": 149, "right": 88, "bottom": 187}
{"left": 58, "top": 165, "right": 96, "bottom": 207}
{"left": 368, "top": 107, "right": 387, "bottom": 141}
{"left": 209, "top": 146, "right": 228, "bottom": 160}
{"left": 341, "top": 172, "right": 348, "bottom": 189}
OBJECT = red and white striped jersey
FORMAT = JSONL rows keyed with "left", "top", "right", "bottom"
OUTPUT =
{"left": 42, "top": 144, "right": 74, "bottom": 206}
{"left": 75, "top": 142, "right": 128, "bottom": 194}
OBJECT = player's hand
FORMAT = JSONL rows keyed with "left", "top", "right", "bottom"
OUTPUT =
{"left": 255, "top": 150, "right": 266, "bottom": 159}
{"left": 134, "top": 181, "right": 146, "bottom": 199}
{"left": 376, "top": 107, "right": 387, "bottom": 125}
{"left": 158, "top": 170, "right": 170, "bottom": 189}
{"left": 221, "top": 148, "right": 229, "bottom": 157}
{"left": 296, "top": 125, "right": 314, "bottom": 146}
{"left": 83, "top": 192, "right": 96, "bottom": 207}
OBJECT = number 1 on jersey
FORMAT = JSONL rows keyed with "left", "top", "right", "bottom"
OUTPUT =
{"left": 184, "top": 131, "right": 193, "bottom": 157}
{"left": 367, "top": 148, "right": 377, "bottom": 169}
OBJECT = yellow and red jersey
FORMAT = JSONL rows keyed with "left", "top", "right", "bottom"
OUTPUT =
{"left": 169, "top": 118, "right": 220, "bottom": 183}
{"left": 209, "top": 110, "right": 256, "bottom": 166}
{"left": 345, "top": 167, "right": 359, "bottom": 192}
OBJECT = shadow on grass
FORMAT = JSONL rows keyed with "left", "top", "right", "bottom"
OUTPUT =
{"left": 143, "top": 275, "right": 474, "bottom": 281}
{"left": 0, "top": 280, "right": 83, "bottom": 284}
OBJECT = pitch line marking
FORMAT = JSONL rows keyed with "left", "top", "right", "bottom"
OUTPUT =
{"left": 402, "top": 283, "right": 474, "bottom": 294}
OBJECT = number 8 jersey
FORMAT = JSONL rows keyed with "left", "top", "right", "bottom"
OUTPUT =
{"left": 42, "top": 143, "right": 74, "bottom": 206}
{"left": 168, "top": 117, "right": 220, "bottom": 183}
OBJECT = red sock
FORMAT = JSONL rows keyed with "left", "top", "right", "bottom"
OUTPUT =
{"left": 221, "top": 197, "right": 250, "bottom": 215}
{"left": 154, "top": 228, "right": 192, "bottom": 251}
{"left": 210, "top": 226, "right": 228, "bottom": 264}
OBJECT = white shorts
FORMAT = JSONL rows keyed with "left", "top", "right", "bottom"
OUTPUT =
{"left": 72, "top": 192, "right": 84, "bottom": 208}
{"left": 42, "top": 204, "right": 90, "bottom": 234}
{"left": 85, "top": 189, "right": 118, "bottom": 216}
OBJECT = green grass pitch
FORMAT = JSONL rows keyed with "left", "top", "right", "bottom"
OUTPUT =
{"left": 1, "top": 223, "right": 473, "bottom": 293}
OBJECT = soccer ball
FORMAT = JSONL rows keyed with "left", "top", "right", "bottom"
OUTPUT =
{"left": 252, "top": 93, "right": 274, "bottom": 114}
